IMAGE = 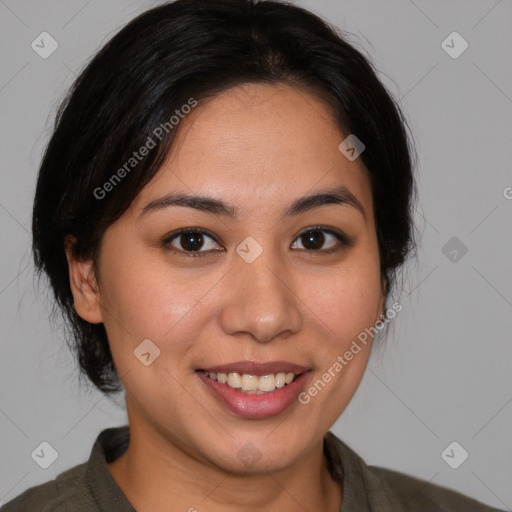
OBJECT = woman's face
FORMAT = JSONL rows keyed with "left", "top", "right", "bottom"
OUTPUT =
{"left": 73, "top": 83, "right": 385, "bottom": 473}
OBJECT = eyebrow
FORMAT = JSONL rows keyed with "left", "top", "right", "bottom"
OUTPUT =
{"left": 139, "top": 185, "right": 366, "bottom": 222}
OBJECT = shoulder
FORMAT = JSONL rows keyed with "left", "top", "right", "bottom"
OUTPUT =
{"left": 324, "top": 431, "right": 505, "bottom": 512}
{"left": 0, "top": 461, "right": 92, "bottom": 512}
{"left": 0, "top": 426, "right": 131, "bottom": 512}
{"left": 367, "top": 464, "right": 505, "bottom": 512}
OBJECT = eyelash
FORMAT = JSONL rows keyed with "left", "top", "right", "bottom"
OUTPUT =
{"left": 161, "top": 226, "right": 353, "bottom": 258}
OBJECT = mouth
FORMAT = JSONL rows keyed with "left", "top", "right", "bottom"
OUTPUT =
{"left": 195, "top": 361, "right": 312, "bottom": 418}
{"left": 198, "top": 369, "right": 302, "bottom": 394}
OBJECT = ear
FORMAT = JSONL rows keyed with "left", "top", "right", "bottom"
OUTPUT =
{"left": 64, "top": 236, "right": 103, "bottom": 324}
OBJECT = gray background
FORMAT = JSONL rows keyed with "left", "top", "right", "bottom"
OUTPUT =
{"left": 1, "top": 0, "right": 511, "bottom": 508}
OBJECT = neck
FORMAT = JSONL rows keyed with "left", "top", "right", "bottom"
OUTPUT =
{"left": 107, "top": 422, "right": 343, "bottom": 512}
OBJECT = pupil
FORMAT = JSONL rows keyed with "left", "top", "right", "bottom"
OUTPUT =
{"left": 182, "top": 233, "right": 203, "bottom": 251}
{"left": 302, "top": 230, "right": 324, "bottom": 250}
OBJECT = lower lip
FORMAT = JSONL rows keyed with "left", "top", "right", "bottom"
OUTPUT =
{"left": 196, "top": 371, "right": 311, "bottom": 419}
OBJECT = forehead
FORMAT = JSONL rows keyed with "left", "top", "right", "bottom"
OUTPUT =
{"left": 134, "top": 83, "right": 373, "bottom": 219}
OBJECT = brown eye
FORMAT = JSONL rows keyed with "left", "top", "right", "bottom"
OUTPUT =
{"left": 179, "top": 232, "right": 205, "bottom": 251}
{"left": 291, "top": 227, "right": 351, "bottom": 253}
{"left": 300, "top": 230, "right": 326, "bottom": 250}
{"left": 162, "top": 228, "right": 223, "bottom": 256}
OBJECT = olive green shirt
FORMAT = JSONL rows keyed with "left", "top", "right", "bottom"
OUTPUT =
{"left": 1, "top": 426, "right": 505, "bottom": 511}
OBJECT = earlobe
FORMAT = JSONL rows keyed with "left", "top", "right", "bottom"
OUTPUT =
{"left": 64, "top": 236, "right": 103, "bottom": 324}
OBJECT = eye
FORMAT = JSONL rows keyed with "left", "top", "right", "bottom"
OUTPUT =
{"left": 162, "top": 226, "right": 352, "bottom": 258}
{"left": 291, "top": 227, "right": 351, "bottom": 253}
{"left": 162, "top": 228, "right": 223, "bottom": 257}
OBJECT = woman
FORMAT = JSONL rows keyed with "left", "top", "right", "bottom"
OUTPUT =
{"left": 1, "top": 0, "right": 505, "bottom": 510}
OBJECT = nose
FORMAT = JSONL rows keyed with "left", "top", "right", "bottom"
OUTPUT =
{"left": 219, "top": 248, "right": 302, "bottom": 344}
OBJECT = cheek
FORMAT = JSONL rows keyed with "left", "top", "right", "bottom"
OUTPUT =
{"left": 95, "top": 240, "right": 196, "bottom": 363}
{"left": 299, "top": 266, "right": 380, "bottom": 420}
{"left": 97, "top": 245, "right": 231, "bottom": 385}
{"left": 313, "top": 258, "right": 382, "bottom": 340}
{"left": 304, "top": 249, "right": 382, "bottom": 405}
{"left": 98, "top": 233, "right": 191, "bottom": 326}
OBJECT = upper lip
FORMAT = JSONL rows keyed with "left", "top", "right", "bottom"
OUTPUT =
{"left": 199, "top": 360, "right": 310, "bottom": 376}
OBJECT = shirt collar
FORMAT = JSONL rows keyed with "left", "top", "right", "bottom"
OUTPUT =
{"left": 324, "top": 430, "right": 409, "bottom": 512}
{"left": 85, "top": 425, "right": 136, "bottom": 512}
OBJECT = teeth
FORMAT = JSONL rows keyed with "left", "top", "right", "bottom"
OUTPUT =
{"left": 241, "top": 374, "right": 259, "bottom": 391}
{"left": 275, "top": 372, "right": 286, "bottom": 388}
{"left": 203, "top": 371, "right": 299, "bottom": 393}
{"left": 227, "top": 372, "right": 242, "bottom": 388}
{"left": 258, "top": 374, "right": 275, "bottom": 392}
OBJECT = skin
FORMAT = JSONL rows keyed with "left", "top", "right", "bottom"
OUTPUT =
{"left": 66, "top": 83, "right": 386, "bottom": 512}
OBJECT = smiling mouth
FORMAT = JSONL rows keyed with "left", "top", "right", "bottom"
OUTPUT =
{"left": 198, "top": 370, "right": 302, "bottom": 394}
